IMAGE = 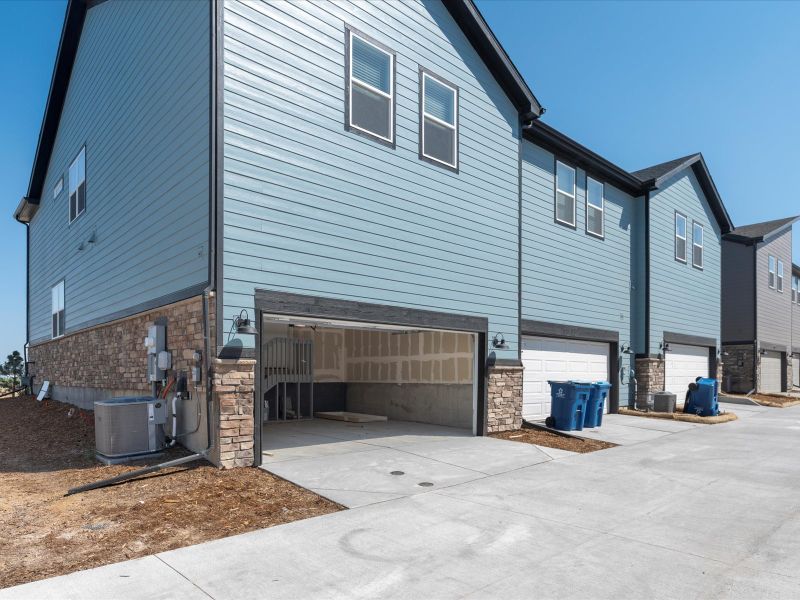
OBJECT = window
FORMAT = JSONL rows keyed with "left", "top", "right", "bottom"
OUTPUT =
{"left": 586, "top": 177, "right": 604, "bottom": 238}
{"left": 68, "top": 147, "right": 86, "bottom": 223}
{"left": 768, "top": 255, "right": 776, "bottom": 288}
{"left": 53, "top": 177, "right": 63, "bottom": 199}
{"left": 675, "top": 212, "right": 687, "bottom": 262}
{"left": 692, "top": 222, "right": 704, "bottom": 269}
{"left": 777, "top": 259, "right": 784, "bottom": 292}
{"left": 420, "top": 71, "right": 458, "bottom": 169}
{"left": 51, "top": 281, "right": 65, "bottom": 339}
{"left": 555, "top": 161, "right": 576, "bottom": 226}
{"left": 792, "top": 275, "right": 798, "bottom": 303}
{"left": 346, "top": 29, "right": 394, "bottom": 144}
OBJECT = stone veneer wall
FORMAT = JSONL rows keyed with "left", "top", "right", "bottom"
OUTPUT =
{"left": 27, "top": 293, "right": 218, "bottom": 459}
{"left": 721, "top": 344, "right": 755, "bottom": 393}
{"left": 214, "top": 358, "right": 255, "bottom": 468}
{"left": 634, "top": 357, "right": 665, "bottom": 407}
{"left": 486, "top": 365, "right": 523, "bottom": 433}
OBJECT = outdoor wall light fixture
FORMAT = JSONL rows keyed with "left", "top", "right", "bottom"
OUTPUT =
{"left": 491, "top": 333, "right": 509, "bottom": 350}
{"left": 621, "top": 343, "right": 633, "bottom": 354}
{"left": 661, "top": 341, "right": 671, "bottom": 352}
{"left": 234, "top": 309, "right": 258, "bottom": 335}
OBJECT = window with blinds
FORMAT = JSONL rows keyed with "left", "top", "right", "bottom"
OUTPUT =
{"left": 347, "top": 30, "right": 394, "bottom": 144}
{"left": 420, "top": 71, "right": 458, "bottom": 169}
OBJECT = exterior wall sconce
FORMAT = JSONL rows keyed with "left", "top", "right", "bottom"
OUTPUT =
{"left": 491, "top": 333, "right": 509, "bottom": 350}
{"left": 234, "top": 309, "right": 258, "bottom": 335}
{"left": 661, "top": 341, "right": 671, "bottom": 352}
{"left": 621, "top": 343, "right": 633, "bottom": 354}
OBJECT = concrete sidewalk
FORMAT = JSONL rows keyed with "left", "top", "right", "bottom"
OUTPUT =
{"left": 3, "top": 406, "right": 799, "bottom": 599}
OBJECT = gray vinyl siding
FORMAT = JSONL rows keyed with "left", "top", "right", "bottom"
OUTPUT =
{"left": 221, "top": 0, "right": 520, "bottom": 359}
{"left": 755, "top": 230, "right": 792, "bottom": 349}
{"left": 648, "top": 168, "right": 722, "bottom": 353}
{"left": 28, "top": 0, "right": 210, "bottom": 343}
{"left": 721, "top": 240, "right": 755, "bottom": 342}
{"left": 520, "top": 141, "right": 641, "bottom": 405}
{"left": 793, "top": 286, "right": 800, "bottom": 352}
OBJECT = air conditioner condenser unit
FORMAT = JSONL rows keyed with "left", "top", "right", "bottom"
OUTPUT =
{"left": 94, "top": 396, "right": 167, "bottom": 464}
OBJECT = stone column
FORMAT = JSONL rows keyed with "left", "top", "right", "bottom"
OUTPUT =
{"left": 721, "top": 343, "right": 755, "bottom": 393}
{"left": 634, "top": 356, "right": 665, "bottom": 407}
{"left": 486, "top": 364, "right": 523, "bottom": 433}
{"left": 213, "top": 358, "right": 255, "bottom": 468}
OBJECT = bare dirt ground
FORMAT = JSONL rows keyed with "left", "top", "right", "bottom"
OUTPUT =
{"left": 490, "top": 424, "right": 617, "bottom": 453}
{"left": 0, "top": 396, "right": 341, "bottom": 589}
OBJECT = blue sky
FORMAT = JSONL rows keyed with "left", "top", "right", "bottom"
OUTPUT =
{"left": 1, "top": 0, "right": 798, "bottom": 358}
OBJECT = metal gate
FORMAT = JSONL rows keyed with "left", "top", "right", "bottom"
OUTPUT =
{"left": 262, "top": 337, "right": 314, "bottom": 421}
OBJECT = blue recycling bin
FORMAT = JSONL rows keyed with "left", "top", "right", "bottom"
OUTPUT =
{"left": 546, "top": 381, "right": 592, "bottom": 431}
{"left": 684, "top": 377, "right": 719, "bottom": 416}
{"left": 584, "top": 382, "right": 612, "bottom": 428}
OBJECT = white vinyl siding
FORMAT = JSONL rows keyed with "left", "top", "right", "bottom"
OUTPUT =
{"left": 555, "top": 161, "right": 576, "bottom": 226}
{"left": 692, "top": 222, "right": 704, "bottom": 269}
{"left": 421, "top": 72, "right": 458, "bottom": 169}
{"left": 51, "top": 280, "right": 65, "bottom": 339}
{"left": 675, "top": 212, "right": 687, "bottom": 262}
{"left": 586, "top": 177, "right": 604, "bottom": 238}
{"left": 347, "top": 30, "right": 394, "bottom": 144}
{"left": 68, "top": 147, "right": 86, "bottom": 223}
{"left": 768, "top": 255, "right": 776, "bottom": 289}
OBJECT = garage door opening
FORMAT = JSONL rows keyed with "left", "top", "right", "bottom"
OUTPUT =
{"left": 760, "top": 350, "right": 783, "bottom": 393}
{"left": 521, "top": 336, "right": 611, "bottom": 422}
{"left": 259, "top": 314, "right": 479, "bottom": 435}
{"left": 664, "top": 343, "right": 710, "bottom": 397}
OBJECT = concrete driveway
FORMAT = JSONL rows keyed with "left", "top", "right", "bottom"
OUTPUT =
{"left": 3, "top": 406, "right": 800, "bottom": 599}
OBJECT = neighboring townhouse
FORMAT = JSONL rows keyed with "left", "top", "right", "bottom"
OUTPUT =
{"left": 518, "top": 126, "right": 733, "bottom": 417}
{"left": 14, "top": 0, "right": 545, "bottom": 468}
{"left": 632, "top": 154, "right": 733, "bottom": 401}
{"left": 721, "top": 217, "right": 799, "bottom": 393}
{"left": 793, "top": 264, "right": 800, "bottom": 388}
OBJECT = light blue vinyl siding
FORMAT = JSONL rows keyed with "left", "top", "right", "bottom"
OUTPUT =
{"left": 648, "top": 168, "right": 722, "bottom": 354}
{"left": 28, "top": 0, "right": 210, "bottom": 343}
{"left": 521, "top": 141, "right": 641, "bottom": 406}
{"left": 221, "top": 0, "right": 520, "bottom": 358}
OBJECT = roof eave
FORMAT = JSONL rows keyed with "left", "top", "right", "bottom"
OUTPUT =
{"left": 14, "top": 197, "right": 38, "bottom": 224}
{"left": 443, "top": 0, "right": 544, "bottom": 119}
{"left": 522, "top": 121, "right": 642, "bottom": 196}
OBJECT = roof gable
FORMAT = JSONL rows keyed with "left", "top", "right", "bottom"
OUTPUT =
{"left": 723, "top": 216, "right": 799, "bottom": 244}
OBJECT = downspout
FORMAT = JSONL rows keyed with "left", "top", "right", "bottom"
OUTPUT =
{"left": 753, "top": 243, "right": 758, "bottom": 390}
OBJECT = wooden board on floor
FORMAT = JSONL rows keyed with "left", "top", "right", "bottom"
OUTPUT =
{"left": 314, "top": 411, "right": 388, "bottom": 423}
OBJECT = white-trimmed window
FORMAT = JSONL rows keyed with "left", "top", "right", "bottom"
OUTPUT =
{"left": 777, "top": 259, "right": 784, "bottom": 292}
{"left": 421, "top": 71, "right": 458, "bottom": 169}
{"left": 51, "top": 280, "right": 65, "bottom": 339}
{"left": 768, "top": 255, "right": 776, "bottom": 288}
{"left": 68, "top": 147, "right": 86, "bottom": 223}
{"left": 692, "top": 222, "right": 704, "bottom": 268}
{"left": 586, "top": 177, "right": 604, "bottom": 238}
{"left": 555, "top": 161, "right": 576, "bottom": 226}
{"left": 792, "top": 275, "right": 798, "bottom": 303}
{"left": 53, "top": 176, "right": 63, "bottom": 199}
{"left": 675, "top": 212, "right": 687, "bottom": 262}
{"left": 346, "top": 29, "right": 394, "bottom": 144}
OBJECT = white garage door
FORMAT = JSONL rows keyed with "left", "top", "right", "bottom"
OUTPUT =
{"left": 761, "top": 351, "right": 783, "bottom": 393}
{"left": 521, "top": 336, "right": 609, "bottom": 422}
{"left": 792, "top": 356, "right": 800, "bottom": 389}
{"left": 664, "top": 344, "right": 709, "bottom": 397}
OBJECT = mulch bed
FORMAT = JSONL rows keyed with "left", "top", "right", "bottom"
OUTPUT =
{"left": 619, "top": 406, "right": 737, "bottom": 424}
{"left": 0, "top": 396, "right": 341, "bottom": 589}
{"left": 490, "top": 424, "right": 617, "bottom": 453}
{"left": 747, "top": 394, "right": 800, "bottom": 408}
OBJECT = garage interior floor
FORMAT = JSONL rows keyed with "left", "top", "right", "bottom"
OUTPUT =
{"left": 260, "top": 419, "right": 561, "bottom": 508}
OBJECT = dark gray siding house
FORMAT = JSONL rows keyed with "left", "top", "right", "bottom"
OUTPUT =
{"left": 721, "top": 217, "right": 799, "bottom": 393}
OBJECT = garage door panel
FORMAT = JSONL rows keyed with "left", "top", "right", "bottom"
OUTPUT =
{"left": 761, "top": 351, "right": 782, "bottom": 393}
{"left": 792, "top": 357, "right": 800, "bottom": 388}
{"left": 664, "top": 343, "right": 709, "bottom": 396}
{"left": 521, "top": 336, "right": 609, "bottom": 422}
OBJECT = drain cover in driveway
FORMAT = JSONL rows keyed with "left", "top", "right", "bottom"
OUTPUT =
{"left": 417, "top": 482, "right": 434, "bottom": 487}
{"left": 390, "top": 471, "right": 405, "bottom": 476}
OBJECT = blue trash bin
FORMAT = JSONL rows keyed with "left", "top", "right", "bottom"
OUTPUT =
{"left": 584, "top": 381, "right": 612, "bottom": 428}
{"left": 684, "top": 377, "right": 719, "bottom": 416}
{"left": 546, "top": 381, "right": 592, "bottom": 431}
